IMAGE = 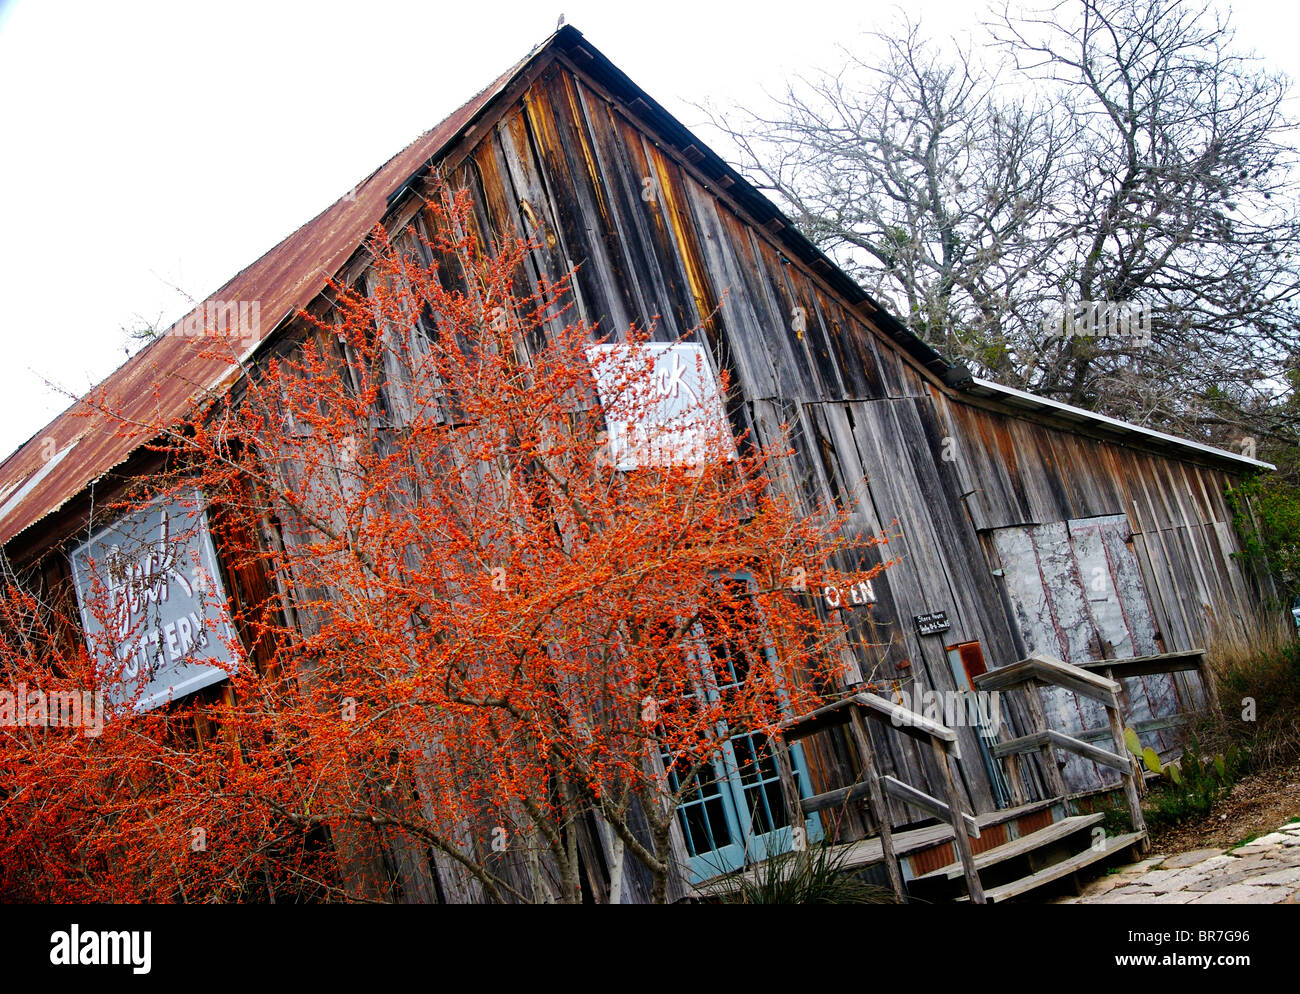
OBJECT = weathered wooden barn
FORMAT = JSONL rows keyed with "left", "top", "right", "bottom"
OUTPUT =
{"left": 0, "top": 25, "right": 1276, "bottom": 902}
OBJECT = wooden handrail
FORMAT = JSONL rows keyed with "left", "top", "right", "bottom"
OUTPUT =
{"left": 991, "top": 730, "right": 1129, "bottom": 773}
{"left": 800, "top": 781, "right": 875, "bottom": 815}
{"left": 780, "top": 691, "right": 958, "bottom": 753}
{"left": 882, "top": 776, "right": 980, "bottom": 838}
{"left": 1075, "top": 649, "right": 1206, "bottom": 679}
{"left": 773, "top": 692, "right": 985, "bottom": 903}
{"left": 1080, "top": 647, "right": 1220, "bottom": 714}
{"left": 972, "top": 652, "right": 1120, "bottom": 706}
{"left": 973, "top": 652, "right": 1150, "bottom": 854}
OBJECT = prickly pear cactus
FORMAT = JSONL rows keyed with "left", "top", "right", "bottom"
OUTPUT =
{"left": 1142, "top": 747, "right": 1163, "bottom": 775}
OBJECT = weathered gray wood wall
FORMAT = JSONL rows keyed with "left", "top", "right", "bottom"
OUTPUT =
{"left": 365, "top": 52, "right": 1271, "bottom": 846}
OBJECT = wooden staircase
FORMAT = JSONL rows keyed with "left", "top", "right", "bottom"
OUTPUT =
{"left": 909, "top": 812, "right": 1145, "bottom": 903}
{"left": 771, "top": 653, "right": 1156, "bottom": 904}
{"left": 957, "top": 831, "right": 1146, "bottom": 903}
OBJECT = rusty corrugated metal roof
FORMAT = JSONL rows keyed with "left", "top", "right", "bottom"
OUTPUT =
{"left": 0, "top": 35, "right": 552, "bottom": 549}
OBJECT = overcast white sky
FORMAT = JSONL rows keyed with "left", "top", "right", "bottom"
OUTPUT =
{"left": 1, "top": 0, "right": 1297, "bottom": 461}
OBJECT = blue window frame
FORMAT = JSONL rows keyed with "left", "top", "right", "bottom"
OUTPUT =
{"left": 658, "top": 574, "right": 822, "bottom": 882}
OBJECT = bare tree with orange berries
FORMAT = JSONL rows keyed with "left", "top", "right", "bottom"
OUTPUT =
{"left": 0, "top": 186, "right": 897, "bottom": 903}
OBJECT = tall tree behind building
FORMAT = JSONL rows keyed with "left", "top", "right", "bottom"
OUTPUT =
{"left": 702, "top": 0, "right": 1300, "bottom": 457}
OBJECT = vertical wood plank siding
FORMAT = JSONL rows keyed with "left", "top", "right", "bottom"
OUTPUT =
{"left": 429, "top": 59, "right": 1266, "bottom": 836}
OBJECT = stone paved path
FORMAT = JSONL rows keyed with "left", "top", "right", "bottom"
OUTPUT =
{"left": 1055, "top": 819, "right": 1300, "bottom": 904}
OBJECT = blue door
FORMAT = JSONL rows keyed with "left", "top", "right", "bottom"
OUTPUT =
{"left": 660, "top": 577, "right": 822, "bottom": 882}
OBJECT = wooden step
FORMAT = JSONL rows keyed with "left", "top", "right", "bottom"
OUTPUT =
{"left": 956, "top": 831, "right": 1146, "bottom": 903}
{"left": 913, "top": 813, "right": 1104, "bottom": 882}
{"left": 820, "top": 799, "right": 1062, "bottom": 868}
{"left": 692, "top": 797, "right": 1068, "bottom": 896}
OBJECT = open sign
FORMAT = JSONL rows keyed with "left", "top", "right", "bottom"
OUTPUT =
{"left": 822, "top": 580, "right": 875, "bottom": 609}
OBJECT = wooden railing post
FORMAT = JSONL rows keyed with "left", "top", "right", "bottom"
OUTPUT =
{"left": 931, "top": 736, "right": 985, "bottom": 905}
{"left": 1105, "top": 699, "right": 1149, "bottom": 852}
{"left": 847, "top": 707, "right": 907, "bottom": 903}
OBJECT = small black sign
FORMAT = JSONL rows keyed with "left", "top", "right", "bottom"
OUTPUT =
{"left": 914, "top": 611, "right": 951, "bottom": 636}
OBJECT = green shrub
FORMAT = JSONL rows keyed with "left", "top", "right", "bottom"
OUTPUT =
{"left": 1228, "top": 471, "right": 1300, "bottom": 598}
{"left": 1127, "top": 730, "right": 1248, "bottom": 831}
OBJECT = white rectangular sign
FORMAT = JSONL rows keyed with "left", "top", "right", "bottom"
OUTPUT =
{"left": 586, "top": 342, "right": 734, "bottom": 470}
{"left": 69, "top": 491, "right": 238, "bottom": 712}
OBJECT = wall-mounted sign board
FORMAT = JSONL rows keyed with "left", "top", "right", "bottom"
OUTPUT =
{"left": 914, "top": 610, "right": 951, "bottom": 636}
{"left": 69, "top": 491, "right": 238, "bottom": 712}
{"left": 586, "top": 342, "right": 735, "bottom": 471}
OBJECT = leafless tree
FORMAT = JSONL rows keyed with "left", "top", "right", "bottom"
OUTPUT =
{"left": 702, "top": 0, "right": 1300, "bottom": 449}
